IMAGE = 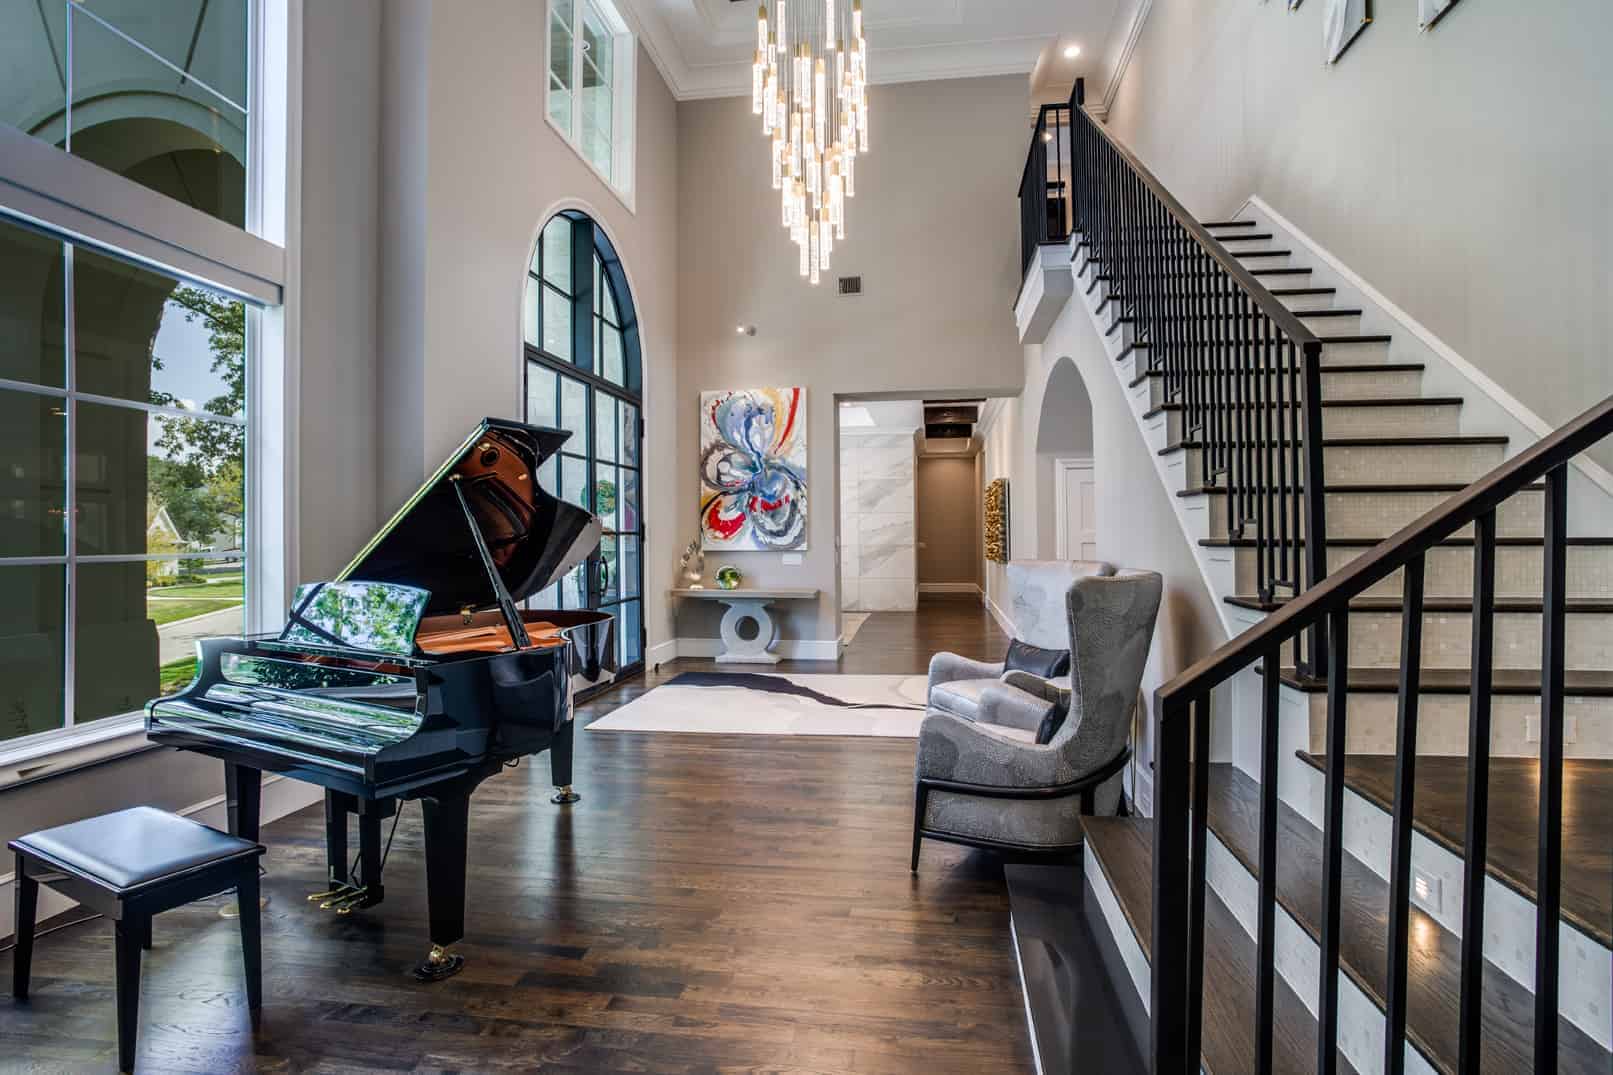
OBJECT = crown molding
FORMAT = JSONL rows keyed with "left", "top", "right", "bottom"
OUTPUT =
{"left": 1097, "top": 0, "right": 1151, "bottom": 117}
{"left": 622, "top": 1, "right": 1044, "bottom": 101}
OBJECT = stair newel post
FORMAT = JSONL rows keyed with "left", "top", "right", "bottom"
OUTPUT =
{"left": 1457, "top": 508, "right": 1496, "bottom": 1072}
{"left": 1534, "top": 465, "right": 1568, "bottom": 1070}
{"left": 1317, "top": 608, "right": 1350, "bottom": 1075}
{"left": 1186, "top": 694, "right": 1211, "bottom": 1070}
{"left": 1255, "top": 647, "right": 1282, "bottom": 1075}
{"left": 1384, "top": 553, "right": 1426, "bottom": 1075}
{"left": 1299, "top": 338, "right": 1329, "bottom": 678}
{"left": 1150, "top": 691, "right": 1194, "bottom": 1073}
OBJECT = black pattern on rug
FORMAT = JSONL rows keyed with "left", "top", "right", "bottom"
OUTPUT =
{"left": 665, "top": 672, "right": 925, "bottom": 712}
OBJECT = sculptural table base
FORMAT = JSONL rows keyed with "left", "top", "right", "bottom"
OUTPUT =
{"left": 716, "top": 599, "right": 781, "bottom": 664}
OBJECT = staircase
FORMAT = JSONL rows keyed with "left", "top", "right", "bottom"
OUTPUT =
{"left": 1025, "top": 79, "right": 1613, "bottom": 1073}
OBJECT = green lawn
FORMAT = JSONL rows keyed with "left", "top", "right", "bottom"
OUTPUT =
{"left": 158, "top": 657, "right": 198, "bottom": 694}
{"left": 148, "top": 573, "right": 244, "bottom": 600}
{"left": 147, "top": 597, "right": 242, "bottom": 627}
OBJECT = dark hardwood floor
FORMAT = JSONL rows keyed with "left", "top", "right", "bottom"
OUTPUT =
{"left": 2, "top": 596, "right": 1032, "bottom": 1074}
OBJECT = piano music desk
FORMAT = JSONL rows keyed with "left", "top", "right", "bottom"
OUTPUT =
{"left": 668, "top": 588, "right": 820, "bottom": 664}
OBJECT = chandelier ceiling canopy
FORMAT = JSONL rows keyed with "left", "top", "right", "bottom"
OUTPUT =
{"left": 752, "top": 0, "right": 870, "bottom": 285}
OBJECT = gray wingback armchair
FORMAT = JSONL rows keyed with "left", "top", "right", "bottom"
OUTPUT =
{"left": 911, "top": 569, "right": 1164, "bottom": 868}
{"left": 927, "top": 560, "right": 1115, "bottom": 724}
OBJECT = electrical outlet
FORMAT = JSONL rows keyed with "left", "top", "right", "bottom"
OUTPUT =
{"left": 1411, "top": 869, "right": 1443, "bottom": 914}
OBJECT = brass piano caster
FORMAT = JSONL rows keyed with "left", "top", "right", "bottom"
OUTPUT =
{"left": 411, "top": 944, "right": 465, "bottom": 982}
{"left": 551, "top": 784, "right": 581, "bottom": 805}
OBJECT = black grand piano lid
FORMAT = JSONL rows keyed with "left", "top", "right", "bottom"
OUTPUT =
{"left": 335, "top": 418, "right": 604, "bottom": 617}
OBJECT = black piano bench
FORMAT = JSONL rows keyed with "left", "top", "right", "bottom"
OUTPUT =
{"left": 9, "top": 806, "right": 266, "bottom": 1073}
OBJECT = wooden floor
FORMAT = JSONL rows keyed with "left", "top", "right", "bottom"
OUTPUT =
{"left": 2, "top": 596, "right": 1033, "bottom": 1074}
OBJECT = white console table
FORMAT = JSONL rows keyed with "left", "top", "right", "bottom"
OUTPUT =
{"left": 668, "top": 587, "right": 820, "bottom": 664}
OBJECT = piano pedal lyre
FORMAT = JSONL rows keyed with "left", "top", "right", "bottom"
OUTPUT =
{"left": 412, "top": 944, "right": 465, "bottom": 983}
{"left": 307, "top": 884, "right": 354, "bottom": 903}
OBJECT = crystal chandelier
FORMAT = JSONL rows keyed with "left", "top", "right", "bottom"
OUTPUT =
{"left": 752, "top": 0, "right": 870, "bottom": 285}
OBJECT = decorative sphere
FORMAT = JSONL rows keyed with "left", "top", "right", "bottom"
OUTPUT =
{"left": 716, "top": 565, "right": 743, "bottom": 590}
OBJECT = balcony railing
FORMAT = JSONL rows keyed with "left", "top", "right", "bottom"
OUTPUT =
{"left": 1018, "top": 102, "right": 1073, "bottom": 276}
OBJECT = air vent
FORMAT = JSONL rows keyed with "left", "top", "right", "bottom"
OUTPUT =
{"left": 837, "top": 275, "right": 862, "bottom": 295}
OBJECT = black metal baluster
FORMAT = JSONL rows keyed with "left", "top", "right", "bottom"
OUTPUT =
{"left": 1187, "top": 693, "right": 1210, "bottom": 1074}
{"left": 1255, "top": 315, "right": 1273, "bottom": 600}
{"left": 1301, "top": 341, "right": 1329, "bottom": 676}
{"left": 1384, "top": 554, "right": 1425, "bottom": 1075}
{"left": 1317, "top": 608, "right": 1349, "bottom": 1075}
{"left": 1255, "top": 645, "right": 1281, "bottom": 1075}
{"left": 1457, "top": 507, "right": 1496, "bottom": 1073}
{"left": 1535, "top": 465, "right": 1567, "bottom": 1070}
{"left": 1151, "top": 699, "right": 1192, "bottom": 1073}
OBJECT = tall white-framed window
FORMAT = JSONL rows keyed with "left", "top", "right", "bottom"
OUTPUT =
{"left": 546, "top": 0, "right": 636, "bottom": 205}
{"left": 0, "top": 0, "right": 294, "bottom": 770}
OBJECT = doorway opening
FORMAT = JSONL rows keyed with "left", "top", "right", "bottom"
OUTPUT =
{"left": 1037, "top": 357, "right": 1096, "bottom": 561}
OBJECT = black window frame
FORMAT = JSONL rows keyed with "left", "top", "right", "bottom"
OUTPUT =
{"left": 523, "top": 212, "right": 644, "bottom": 677}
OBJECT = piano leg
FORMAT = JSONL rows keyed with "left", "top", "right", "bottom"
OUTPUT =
{"left": 550, "top": 719, "right": 581, "bottom": 804}
{"left": 224, "top": 762, "right": 262, "bottom": 841}
{"left": 324, "top": 791, "right": 350, "bottom": 886}
{"left": 415, "top": 791, "right": 470, "bottom": 982}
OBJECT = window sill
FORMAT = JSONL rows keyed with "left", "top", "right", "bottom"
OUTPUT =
{"left": 542, "top": 111, "right": 637, "bottom": 216}
{"left": 0, "top": 713, "right": 154, "bottom": 793}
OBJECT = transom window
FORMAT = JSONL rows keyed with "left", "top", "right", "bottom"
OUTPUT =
{"left": 523, "top": 213, "right": 644, "bottom": 674}
{"left": 546, "top": 0, "right": 635, "bottom": 202}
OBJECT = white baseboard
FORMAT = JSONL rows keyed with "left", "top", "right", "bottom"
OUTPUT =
{"left": 646, "top": 637, "right": 678, "bottom": 669}
{"left": 983, "top": 592, "right": 1016, "bottom": 638}
{"left": 673, "top": 636, "right": 843, "bottom": 662}
{"left": 0, "top": 774, "right": 323, "bottom": 941}
{"left": 918, "top": 582, "right": 982, "bottom": 594}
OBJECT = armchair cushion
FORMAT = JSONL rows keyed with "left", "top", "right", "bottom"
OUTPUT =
{"left": 927, "top": 677, "right": 996, "bottom": 722}
{"left": 1003, "top": 638, "right": 1070, "bottom": 680}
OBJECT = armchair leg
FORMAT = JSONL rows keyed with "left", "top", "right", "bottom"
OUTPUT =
{"left": 909, "top": 784, "right": 929, "bottom": 873}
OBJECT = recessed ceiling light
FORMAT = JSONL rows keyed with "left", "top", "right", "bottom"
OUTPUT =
{"left": 1042, "top": 131, "right": 1053, "bottom": 142}
{"left": 1063, "top": 44, "right": 1081, "bottom": 59}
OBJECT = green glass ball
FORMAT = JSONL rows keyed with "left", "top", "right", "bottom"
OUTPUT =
{"left": 716, "top": 565, "right": 743, "bottom": 590}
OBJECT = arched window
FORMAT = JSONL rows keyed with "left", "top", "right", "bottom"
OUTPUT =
{"left": 523, "top": 212, "right": 644, "bottom": 674}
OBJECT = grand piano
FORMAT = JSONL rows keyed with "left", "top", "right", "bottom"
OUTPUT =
{"left": 147, "top": 418, "right": 611, "bottom": 981}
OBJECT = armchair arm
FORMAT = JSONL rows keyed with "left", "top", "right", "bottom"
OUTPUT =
{"left": 927, "top": 652, "right": 1005, "bottom": 689}
{"left": 999, "top": 669, "right": 1071, "bottom": 706}
{"left": 915, "top": 711, "right": 1071, "bottom": 788}
{"left": 975, "top": 681, "right": 1060, "bottom": 734}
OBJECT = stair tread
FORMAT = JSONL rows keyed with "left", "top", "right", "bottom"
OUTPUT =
{"left": 1161, "top": 433, "right": 1508, "bottom": 457}
{"left": 1224, "top": 594, "right": 1613, "bottom": 614}
{"left": 1204, "top": 764, "right": 1610, "bottom": 1074}
{"left": 1082, "top": 817, "right": 1359, "bottom": 1075}
{"left": 1270, "top": 287, "right": 1340, "bottom": 296}
{"left": 1203, "top": 220, "right": 1258, "bottom": 228}
{"left": 1181, "top": 480, "right": 1544, "bottom": 497}
{"left": 1135, "top": 363, "right": 1427, "bottom": 389}
{"left": 1296, "top": 753, "right": 1613, "bottom": 948}
{"left": 1251, "top": 267, "right": 1312, "bottom": 276}
{"left": 1270, "top": 664, "right": 1613, "bottom": 696}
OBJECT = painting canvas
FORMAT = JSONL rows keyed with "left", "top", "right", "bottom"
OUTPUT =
{"left": 1418, "top": 0, "right": 1460, "bottom": 30}
{"left": 700, "top": 387, "right": 809, "bottom": 551}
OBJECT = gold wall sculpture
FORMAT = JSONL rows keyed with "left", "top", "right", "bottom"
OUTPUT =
{"left": 984, "top": 479, "right": 1010, "bottom": 564}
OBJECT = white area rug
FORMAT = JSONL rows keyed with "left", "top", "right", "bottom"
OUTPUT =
{"left": 586, "top": 672, "right": 928, "bottom": 737}
{"left": 841, "top": 612, "right": 871, "bottom": 646}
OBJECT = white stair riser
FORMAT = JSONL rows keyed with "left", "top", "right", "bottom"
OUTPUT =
{"left": 1273, "top": 290, "right": 1342, "bottom": 312}
{"left": 1229, "top": 543, "right": 1613, "bottom": 600}
{"left": 1298, "top": 312, "right": 1364, "bottom": 335}
{"left": 1162, "top": 402, "right": 1460, "bottom": 444}
{"left": 1236, "top": 250, "right": 1292, "bottom": 268}
{"left": 1182, "top": 441, "right": 1506, "bottom": 488}
{"left": 1301, "top": 691, "right": 1613, "bottom": 757}
{"left": 1346, "top": 610, "right": 1613, "bottom": 671}
{"left": 1206, "top": 488, "right": 1542, "bottom": 542}
{"left": 1141, "top": 366, "right": 1426, "bottom": 410}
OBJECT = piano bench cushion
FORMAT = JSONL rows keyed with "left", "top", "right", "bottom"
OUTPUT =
{"left": 10, "top": 806, "right": 262, "bottom": 893}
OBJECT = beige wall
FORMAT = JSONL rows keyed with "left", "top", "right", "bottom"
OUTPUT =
{"left": 674, "top": 76, "right": 1029, "bottom": 643}
{"left": 377, "top": 1, "right": 683, "bottom": 660}
{"left": 916, "top": 455, "right": 982, "bottom": 587}
{"left": 1106, "top": 0, "right": 1613, "bottom": 468}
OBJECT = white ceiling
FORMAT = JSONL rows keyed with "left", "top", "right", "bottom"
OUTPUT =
{"left": 620, "top": 0, "right": 1147, "bottom": 102}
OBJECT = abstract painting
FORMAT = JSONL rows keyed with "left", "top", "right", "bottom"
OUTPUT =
{"left": 700, "top": 387, "right": 808, "bottom": 551}
{"left": 1323, "top": 0, "right": 1371, "bottom": 63}
{"left": 984, "top": 478, "right": 1010, "bottom": 564}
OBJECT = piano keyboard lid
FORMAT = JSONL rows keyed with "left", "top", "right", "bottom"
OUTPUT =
{"left": 331, "top": 418, "right": 603, "bottom": 629}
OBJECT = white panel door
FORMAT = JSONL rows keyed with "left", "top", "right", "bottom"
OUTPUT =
{"left": 1055, "top": 458, "right": 1097, "bottom": 561}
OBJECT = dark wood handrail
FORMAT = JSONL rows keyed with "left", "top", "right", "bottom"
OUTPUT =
{"left": 1158, "top": 394, "right": 1613, "bottom": 704}
{"left": 1069, "top": 87, "right": 1321, "bottom": 352}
